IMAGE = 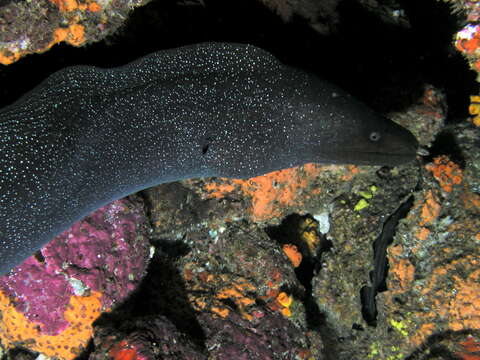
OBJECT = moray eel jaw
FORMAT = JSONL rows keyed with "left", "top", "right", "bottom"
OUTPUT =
{"left": 313, "top": 149, "right": 417, "bottom": 166}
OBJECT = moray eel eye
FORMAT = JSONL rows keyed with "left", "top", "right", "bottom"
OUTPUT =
{"left": 369, "top": 131, "right": 381, "bottom": 142}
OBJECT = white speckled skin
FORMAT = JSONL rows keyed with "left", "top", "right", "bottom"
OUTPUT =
{"left": 0, "top": 42, "right": 417, "bottom": 274}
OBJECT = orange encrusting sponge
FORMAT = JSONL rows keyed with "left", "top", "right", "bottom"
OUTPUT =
{"left": 0, "top": 290, "right": 103, "bottom": 359}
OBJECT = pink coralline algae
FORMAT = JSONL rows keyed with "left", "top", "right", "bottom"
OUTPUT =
{"left": 0, "top": 196, "right": 151, "bottom": 336}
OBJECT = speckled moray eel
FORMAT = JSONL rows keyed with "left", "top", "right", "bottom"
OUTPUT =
{"left": 0, "top": 42, "right": 418, "bottom": 274}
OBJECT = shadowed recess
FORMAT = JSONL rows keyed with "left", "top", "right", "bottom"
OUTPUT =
{"left": 360, "top": 195, "right": 414, "bottom": 327}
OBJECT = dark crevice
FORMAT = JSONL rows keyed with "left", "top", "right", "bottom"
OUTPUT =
{"left": 74, "top": 339, "right": 95, "bottom": 360}
{"left": 265, "top": 214, "right": 338, "bottom": 359}
{"left": 33, "top": 250, "right": 45, "bottom": 264}
{"left": 360, "top": 195, "right": 414, "bottom": 327}
{"left": 4, "top": 348, "right": 38, "bottom": 360}
{"left": 93, "top": 243, "right": 207, "bottom": 352}
{"left": 0, "top": 0, "right": 24, "bottom": 5}
{"left": 423, "top": 130, "right": 466, "bottom": 169}
{"left": 265, "top": 213, "right": 330, "bottom": 307}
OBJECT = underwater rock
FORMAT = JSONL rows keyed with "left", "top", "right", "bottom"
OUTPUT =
{"left": 0, "top": 196, "right": 151, "bottom": 360}
{"left": 89, "top": 308, "right": 318, "bottom": 360}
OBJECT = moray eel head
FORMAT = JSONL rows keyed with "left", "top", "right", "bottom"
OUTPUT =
{"left": 295, "top": 74, "right": 418, "bottom": 166}
{"left": 342, "top": 114, "right": 419, "bottom": 166}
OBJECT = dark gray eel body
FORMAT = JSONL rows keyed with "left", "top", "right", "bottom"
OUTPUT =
{"left": 0, "top": 42, "right": 418, "bottom": 274}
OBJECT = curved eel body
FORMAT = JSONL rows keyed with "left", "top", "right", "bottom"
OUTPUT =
{"left": 0, "top": 42, "right": 418, "bottom": 274}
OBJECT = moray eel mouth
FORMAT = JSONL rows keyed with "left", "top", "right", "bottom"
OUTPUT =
{"left": 315, "top": 151, "right": 417, "bottom": 166}
{"left": 330, "top": 150, "right": 417, "bottom": 166}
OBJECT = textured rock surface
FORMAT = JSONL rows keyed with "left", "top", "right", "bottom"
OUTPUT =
{"left": 0, "top": 196, "right": 150, "bottom": 359}
{"left": 0, "top": 0, "right": 149, "bottom": 64}
{"left": 89, "top": 221, "right": 322, "bottom": 359}
{"left": 381, "top": 122, "right": 480, "bottom": 359}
